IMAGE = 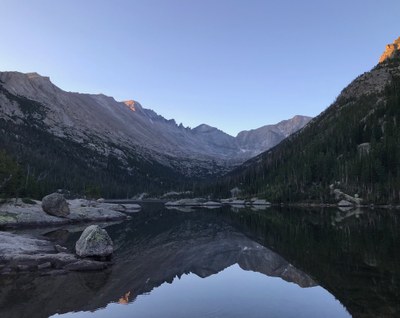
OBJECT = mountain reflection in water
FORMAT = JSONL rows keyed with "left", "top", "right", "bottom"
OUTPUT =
{"left": 0, "top": 204, "right": 399, "bottom": 318}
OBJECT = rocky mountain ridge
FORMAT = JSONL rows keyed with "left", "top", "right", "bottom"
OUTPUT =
{"left": 0, "top": 71, "right": 310, "bottom": 196}
{"left": 0, "top": 71, "right": 310, "bottom": 163}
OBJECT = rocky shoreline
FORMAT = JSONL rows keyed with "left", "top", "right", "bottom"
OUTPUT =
{"left": 0, "top": 195, "right": 141, "bottom": 275}
{"left": 164, "top": 196, "right": 400, "bottom": 210}
{"left": 0, "top": 230, "right": 112, "bottom": 275}
{"left": 0, "top": 198, "right": 141, "bottom": 229}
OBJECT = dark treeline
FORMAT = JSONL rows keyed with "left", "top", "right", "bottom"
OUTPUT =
{"left": 0, "top": 123, "right": 185, "bottom": 199}
{"left": 201, "top": 60, "right": 400, "bottom": 204}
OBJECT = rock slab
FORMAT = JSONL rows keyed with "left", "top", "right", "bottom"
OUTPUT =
{"left": 0, "top": 231, "right": 111, "bottom": 274}
{"left": 42, "top": 193, "right": 70, "bottom": 217}
{"left": 75, "top": 225, "right": 113, "bottom": 258}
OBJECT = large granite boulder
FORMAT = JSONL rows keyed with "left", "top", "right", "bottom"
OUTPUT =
{"left": 42, "top": 193, "right": 70, "bottom": 217}
{"left": 75, "top": 225, "right": 113, "bottom": 258}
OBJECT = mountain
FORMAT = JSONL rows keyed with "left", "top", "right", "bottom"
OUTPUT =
{"left": 236, "top": 115, "right": 311, "bottom": 157}
{"left": 0, "top": 71, "right": 309, "bottom": 198}
{"left": 209, "top": 36, "right": 400, "bottom": 204}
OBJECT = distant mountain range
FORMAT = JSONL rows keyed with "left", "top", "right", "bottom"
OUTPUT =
{"left": 0, "top": 71, "right": 310, "bottom": 197}
{"left": 209, "top": 36, "right": 400, "bottom": 204}
{"left": 2, "top": 34, "right": 399, "bottom": 203}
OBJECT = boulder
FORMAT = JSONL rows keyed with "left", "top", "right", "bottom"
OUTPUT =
{"left": 42, "top": 193, "right": 70, "bottom": 217}
{"left": 75, "top": 225, "right": 113, "bottom": 258}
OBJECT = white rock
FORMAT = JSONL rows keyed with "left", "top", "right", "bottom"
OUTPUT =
{"left": 75, "top": 225, "right": 113, "bottom": 258}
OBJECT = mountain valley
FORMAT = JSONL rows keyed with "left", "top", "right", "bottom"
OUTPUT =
{"left": 0, "top": 72, "right": 310, "bottom": 198}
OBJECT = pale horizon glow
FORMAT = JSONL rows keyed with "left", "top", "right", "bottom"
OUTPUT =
{"left": 0, "top": 0, "right": 399, "bottom": 135}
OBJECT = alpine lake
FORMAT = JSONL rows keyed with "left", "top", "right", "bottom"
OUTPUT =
{"left": 1, "top": 203, "right": 399, "bottom": 318}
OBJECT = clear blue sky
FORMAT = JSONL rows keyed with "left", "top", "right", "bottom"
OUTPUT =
{"left": 0, "top": 0, "right": 399, "bottom": 136}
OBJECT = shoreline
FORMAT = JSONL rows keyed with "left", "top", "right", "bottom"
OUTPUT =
{"left": 0, "top": 198, "right": 142, "bottom": 230}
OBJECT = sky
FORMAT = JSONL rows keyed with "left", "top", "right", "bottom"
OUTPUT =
{"left": 0, "top": 0, "right": 399, "bottom": 136}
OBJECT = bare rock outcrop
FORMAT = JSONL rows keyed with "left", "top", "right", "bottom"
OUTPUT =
{"left": 379, "top": 36, "right": 400, "bottom": 63}
{"left": 0, "top": 199, "right": 127, "bottom": 229}
{"left": 0, "top": 231, "right": 111, "bottom": 275}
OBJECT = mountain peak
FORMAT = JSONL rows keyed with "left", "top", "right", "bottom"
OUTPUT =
{"left": 123, "top": 100, "right": 137, "bottom": 111}
{"left": 194, "top": 123, "right": 214, "bottom": 131}
{"left": 379, "top": 36, "right": 400, "bottom": 63}
{"left": 192, "top": 124, "right": 226, "bottom": 135}
{"left": 25, "top": 72, "right": 51, "bottom": 82}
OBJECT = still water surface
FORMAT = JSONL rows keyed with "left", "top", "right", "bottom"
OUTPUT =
{"left": 1, "top": 204, "right": 399, "bottom": 318}
{"left": 54, "top": 265, "right": 348, "bottom": 318}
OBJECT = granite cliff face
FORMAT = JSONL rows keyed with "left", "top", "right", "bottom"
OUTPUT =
{"left": 379, "top": 36, "right": 400, "bottom": 63}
